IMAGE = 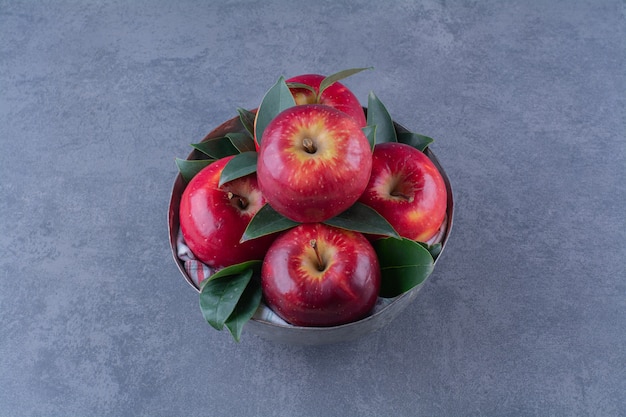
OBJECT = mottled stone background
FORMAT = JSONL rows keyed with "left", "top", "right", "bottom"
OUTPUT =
{"left": 1, "top": 1, "right": 624, "bottom": 416}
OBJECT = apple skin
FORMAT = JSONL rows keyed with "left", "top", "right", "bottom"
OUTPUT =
{"left": 257, "top": 104, "right": 373, "bottom": 223}
{"left": 179, "top": 156, "right": 276, "bottom": 269}
{"left": 286, "top": 74, "right": 367, "bottom": 128}
{"left": 261, "top": 223, "right": 380, "bottom": 327}
{"left": 358, "top": 142, "right": 447, "bottom": 242}
{"left": 253, "top": 74, "right": 365, "bottom": 150}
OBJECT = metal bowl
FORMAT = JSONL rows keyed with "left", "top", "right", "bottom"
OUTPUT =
{"left": 168, "top": 112, "right": 454, "bottom": 345}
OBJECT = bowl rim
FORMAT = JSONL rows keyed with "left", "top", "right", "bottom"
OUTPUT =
{"left": 167, "top": 110, "right": 454, "bottom": 334}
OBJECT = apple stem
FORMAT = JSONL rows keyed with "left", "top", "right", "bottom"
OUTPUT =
{"left": 302, "top": 138, "right": 317, "bottom": 154}
{"left": 227, "top": 191, "right": 249, "bottom": 210}
{"left": 390, "top": 191, "right": 414, "bottom": 203}
{"left": 309, "top": 239, "right": 326, "bottom": 271}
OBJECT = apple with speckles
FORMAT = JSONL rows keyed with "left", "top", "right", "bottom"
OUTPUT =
{"left": 286, "top": 73, "right": 367, "bottom": 128}
{"left": 179, "top": 156, "right": 276, "bottom": 268}
{"left": 257, "top": 104, "right": 372, "bottom": 223}
{"left": 253, "top": 73, "right": 367, "bottom": 150}
{"left": 261, "top": 223, "right": 380, "bottom": 327}
{"left": 358, "top": 142, "right": 447, "bottom": 242}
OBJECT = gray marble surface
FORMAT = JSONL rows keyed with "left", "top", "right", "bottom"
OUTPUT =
{"left": 1, "top": 1, "right": 625, "bottom": 416}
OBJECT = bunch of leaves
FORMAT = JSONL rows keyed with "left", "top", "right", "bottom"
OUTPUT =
{"left": 199, "top": 261, "right": 262, "bottom": 342}
{"left": 174, "top": 110, "right": 257, "bottom": 183}
{"left": 175, "top": 68, "right": 444, "bottom": 341}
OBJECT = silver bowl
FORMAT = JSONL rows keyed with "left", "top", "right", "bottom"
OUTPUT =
{"left": 168, "top": 112, "right": 454, "bottom": 345}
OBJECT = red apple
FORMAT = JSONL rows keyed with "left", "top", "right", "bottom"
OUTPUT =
{"left": 257, "top": 104, "right": 373, "bottom": 223}
{"left": 358, "top": 142, "right": 447, "bottom": 242}
{"left": 286, "top": 73, "right": 367, "bottom": 128}
{"left": 179, "top": 156, "right": 275, "bottom": 268}
{"left": 261, "top": 223, "right": 380, "bottom": 327}
{"left": 252, "top": 74, "right": 366, "bottom": 151}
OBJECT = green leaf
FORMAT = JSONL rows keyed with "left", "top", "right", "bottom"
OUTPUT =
{"left": 227, "top": 132, "right": 256, "bottom": 153}
{"left": 255, "top": 76, "right": 296, "bottom": 146}
{"left": 207, "top": 260, "right": 262, "bottom": 282}
{"left": 241, "top": 204, "right": 299, "bottom": 242}
{"left": 367, "top": 92, "right": 397, "bottom": 144}
{"left": 199, "top": 267, "right": 255, "bottom": 331}
{"left": 225, "top": 278, "right": 262, "bottom": 342}
{"left": 418, "top": 242, "right": 442, "bottom": 260}
{"left": 398, "top": 131, "right": 434, "bottom": 152}
{"left": 373, "top": 237, "right": 434, "bottom": 298}
{"left": 285, "top": 82, "right": 317, "bottom": 95}
{"left": 237, "top": 107, "right": 256, "bottom": 138}
{"left": 192, "top": 136, "right": 240, "bottom": 159}
{"left": 323, "top": 203, "right": 399, "bottom": 238}
{"left": 218, "top": 151, "right": 258, "bottom": 187}
{"left": 362, "top": 125, "right": 377, "bottom": 150}
{"left": 175, "top": 158, "right": 214, "bottom": 182}
{"left": 318, "top": 67, "right": 373, "bottom": 97}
